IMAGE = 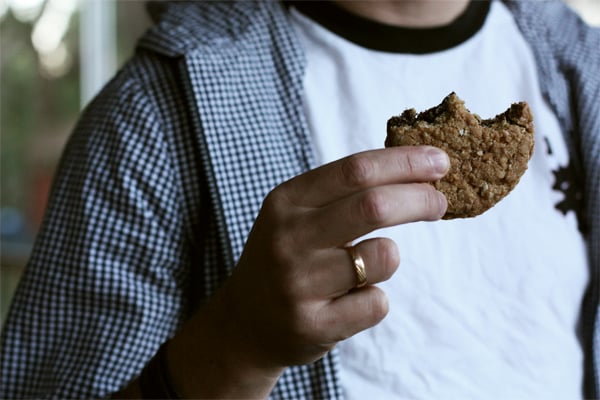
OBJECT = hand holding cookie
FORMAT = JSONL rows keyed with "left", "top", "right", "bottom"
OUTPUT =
{"left": 166, "top": 145, "right": 449, "bottom": 398}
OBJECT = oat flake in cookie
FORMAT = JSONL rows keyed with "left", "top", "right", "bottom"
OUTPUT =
{"left": 386, "top": 92, "right": 535, "bottom": 219}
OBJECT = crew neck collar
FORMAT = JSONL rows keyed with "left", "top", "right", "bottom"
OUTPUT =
{"left": 289, "top": 0, "right": 491, "bottom": 54}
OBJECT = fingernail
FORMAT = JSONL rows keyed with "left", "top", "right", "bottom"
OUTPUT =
{"left": 437, "top": 191, "right": 448, "bottom": 218}
{"left": 428, "top": 148, "right": 450, "bottom": 175}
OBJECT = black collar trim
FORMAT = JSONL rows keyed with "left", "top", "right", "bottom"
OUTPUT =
{"left": 289, "top": 1, "right": 491, "bottom": 54}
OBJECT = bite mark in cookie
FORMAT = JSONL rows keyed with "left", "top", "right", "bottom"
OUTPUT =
{"left": 385, "top": 92, "right": 534, "bottom": 219}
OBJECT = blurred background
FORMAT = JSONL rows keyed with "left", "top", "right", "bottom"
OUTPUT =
{"left": 0, "top": 0, "right": 151, "bottom": 326}
{"left": 1, "top": 0, "right": 599, "bottom": 327}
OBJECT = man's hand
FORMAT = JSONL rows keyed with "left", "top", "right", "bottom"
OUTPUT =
{"left": 225, "top": 145, "right": 449, "bottom": 365}
{"left": 117, "top": 145, "right": 449, "bottom": 399}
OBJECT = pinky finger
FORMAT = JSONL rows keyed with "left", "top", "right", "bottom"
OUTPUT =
{"left": 318, "top": 286, "right": 390, "bottom": 343}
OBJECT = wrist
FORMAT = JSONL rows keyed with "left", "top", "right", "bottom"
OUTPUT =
{"left": 165, "top": 290, "right": 285, "bottom": 398}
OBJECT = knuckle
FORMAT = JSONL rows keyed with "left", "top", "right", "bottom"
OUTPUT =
{"left": 341, "top": 154, "right": 375, "bottom": 187}
{"left": 358, "top": 190, "right": 389, "bottom": 226}
{"left": 402, "top": 150, "right": 421, "bottom": 176}
{"left": 284, "top": 265, "right": 313, "bottom": 301}
{"left": 269, "top": 227, "right": 307, "bottom": 271}
{"left": 269, "top": 235, "right": 313, "bottom": 295}
{"left": 272, "top": 279, "right": 309, "bottom": 327}
{"left": 289, "top": 305, "right": 320, "bottom": 339}
{"left": 260, "top": 189, "right": 304, "bottom": 244}
{"left": 263, "top": 186, "right": 288, "bottom": 214}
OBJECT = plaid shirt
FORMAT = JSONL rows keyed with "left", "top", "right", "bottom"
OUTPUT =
{"left": 1, "top": 1, "right": 598, "bottom": 398}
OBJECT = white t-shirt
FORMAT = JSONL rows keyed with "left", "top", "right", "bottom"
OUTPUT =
{"left": 290, "top": 1, "right": 589, "bottom": 399}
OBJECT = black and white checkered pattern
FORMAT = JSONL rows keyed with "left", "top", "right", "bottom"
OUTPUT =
{"left": 1, "top": 1, "right": 598, "bottom": 398}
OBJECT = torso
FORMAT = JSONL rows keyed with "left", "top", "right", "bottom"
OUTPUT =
{"left": 290, "top": 2, "right": 589, "bottom": 398}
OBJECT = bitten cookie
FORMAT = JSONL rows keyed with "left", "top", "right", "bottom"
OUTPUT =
{"left": 385, "top": 92, "right": 534, "bottom": 219}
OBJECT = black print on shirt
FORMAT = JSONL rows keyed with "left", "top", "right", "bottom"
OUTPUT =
{"left": 551, "top": 161, "right": 586, "bottom": 234}
{"left": 545, "top": 135, "right": 585, "bottom": 234}
{"left": 552, "top": 164, "right": 582, "bottom": 214}
{"left": 544, "top": 137, "right": 553, "bottom": 155}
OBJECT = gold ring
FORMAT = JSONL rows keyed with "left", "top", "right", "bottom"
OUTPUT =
{"left": 346, "top": 246, "right": 367, "bottom": 289}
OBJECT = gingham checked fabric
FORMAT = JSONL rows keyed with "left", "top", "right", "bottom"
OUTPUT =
{"left": 1, "top": 1, "right": 598, "bottom": 398}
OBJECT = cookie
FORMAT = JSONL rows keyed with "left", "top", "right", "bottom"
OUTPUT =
{"left": 385, "top": 92, "right": 534, "bottom": 219}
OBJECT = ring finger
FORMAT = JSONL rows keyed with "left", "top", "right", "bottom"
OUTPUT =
{"left": 304, "top": 237, "right": 400, "bottom": 299}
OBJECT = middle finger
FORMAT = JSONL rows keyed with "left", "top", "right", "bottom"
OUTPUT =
{"left": 300, "top": 183, "right": 447, "bottom": 248}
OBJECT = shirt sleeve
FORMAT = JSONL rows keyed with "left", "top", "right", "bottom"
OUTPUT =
{"left": 0, "top": 62, "right": 193, "bottom": 398}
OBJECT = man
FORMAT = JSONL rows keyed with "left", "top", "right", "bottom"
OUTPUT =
{"left": 1, "top": 0, "right": 598, "bottom": 398}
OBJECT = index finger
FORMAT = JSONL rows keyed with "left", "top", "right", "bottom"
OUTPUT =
{"left": 280, "top": 146, "right": 449, "bottom": 208}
